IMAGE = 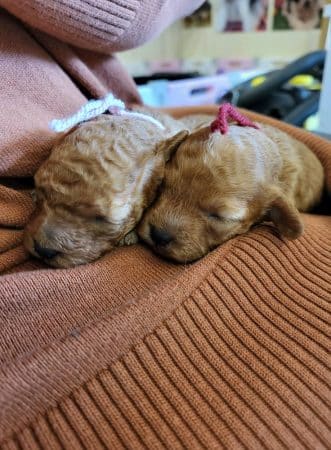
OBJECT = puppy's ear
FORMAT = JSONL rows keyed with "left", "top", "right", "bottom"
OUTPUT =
{"left": 267, "top": 192, "right": 303, "bottom": 239}
{"left": 158, "top": 130, "right": 189, "bottom": 162}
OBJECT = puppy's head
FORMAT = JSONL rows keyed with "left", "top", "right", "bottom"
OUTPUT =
{"left": 138, "top": 126, "right": 303, "bottom": 263}
{"left": 24, "top": 116, "right": 187, "bottom": 268}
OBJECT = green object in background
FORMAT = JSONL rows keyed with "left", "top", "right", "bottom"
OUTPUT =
{"left": 273, "top": 11, "right": 290, "bottom": 30}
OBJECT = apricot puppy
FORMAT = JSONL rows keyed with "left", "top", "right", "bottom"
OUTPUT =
{"left": 24, "top": 111, "right": 194, "bottom": 268}
{"left": 138, "top": 119, "right": 324, "bottom": 263}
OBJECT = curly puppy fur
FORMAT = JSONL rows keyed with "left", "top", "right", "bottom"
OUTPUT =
{"left": 24, "top": 110, "right": 209, "bottom": 268}
{"left": 138, "top": 123, "right": 324, "bottom": 263}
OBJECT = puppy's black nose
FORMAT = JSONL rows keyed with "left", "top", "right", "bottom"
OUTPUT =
{"left": 34, "top": 240, "right": 59, "bottom": 259}
{"left": 150, "top": 225, "right": 173, "bottom": 246}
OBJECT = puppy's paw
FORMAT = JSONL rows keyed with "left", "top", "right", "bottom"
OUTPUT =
{"left": 119, "top": 230, "right": 139, "bottom": 246}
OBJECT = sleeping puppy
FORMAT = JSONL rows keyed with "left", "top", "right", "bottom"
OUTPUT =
{"left": 24, "top": 111, "right": 192, "bottom": 268}
{"left": 282, "top": 0, "right": 324, "bottom": 30}
{"left": 215, "top": 0, "right": 266, "bottom": 32}
{"left": 138, "top": 119, "right": 324, "bottom": 263}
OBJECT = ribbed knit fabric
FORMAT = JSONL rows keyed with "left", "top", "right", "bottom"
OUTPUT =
{"left": 0, "top": 216, "right": 330, "bottom": 449}
{"left": 0, "top": 106, "right": 330, "bottom": 448}
{"left": 0, "top": 0, "right": 203, "bottom": 53}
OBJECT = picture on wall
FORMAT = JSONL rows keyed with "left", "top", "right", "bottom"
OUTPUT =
{"left": 273, "top": 0, "right": 325, "bottom": 30}
{"left": 183, "top": 1, "right": 212, "bottom": 27}
{"left": 214, "top": 0, "right": 269, "bottom": 32}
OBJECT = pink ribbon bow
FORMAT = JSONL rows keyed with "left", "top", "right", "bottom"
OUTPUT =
{"left": 211, "top": 103, "right": 259, "bottom": 134}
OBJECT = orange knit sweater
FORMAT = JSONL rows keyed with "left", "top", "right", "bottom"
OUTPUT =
{"left": 0, "top": 3, "right": 330, "bottom": 449}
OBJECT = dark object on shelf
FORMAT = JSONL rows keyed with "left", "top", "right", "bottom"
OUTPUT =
{"left": 219, "top": 50, "right": 326, "bottom": 127}
{"left": 134, "top": 72, "right": 200, "bottom": 85}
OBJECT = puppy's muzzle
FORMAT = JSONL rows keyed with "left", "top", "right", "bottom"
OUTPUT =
{"left": 150, "top": 225, "right": 173, "bottom": 247}
{"left": 34, "top": 240, "right": 60, "bottom": 260}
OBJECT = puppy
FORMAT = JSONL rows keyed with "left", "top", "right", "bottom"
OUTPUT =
{"left": 216, "top": 0, "right": 266, "bottom": 32}
{"left": 282, "top": 0, "right": 324, "bottom": 30}
{"left": 24, "top": 111, "right": 192, "bottom": 268}
{"left": 138, "top": 118, "right": 324, "bottom": 263}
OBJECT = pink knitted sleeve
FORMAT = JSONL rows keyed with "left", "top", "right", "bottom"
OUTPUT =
{"left": 0, "top": 0, "right": 204, "bottom": 53}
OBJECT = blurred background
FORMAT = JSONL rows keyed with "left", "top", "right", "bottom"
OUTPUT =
{"left": 118, "top": 0, "right": 331, "bottom": 137}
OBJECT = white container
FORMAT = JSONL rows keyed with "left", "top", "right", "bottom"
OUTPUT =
{"left": 139, "top": 70, "right": 265, "bottom": 107}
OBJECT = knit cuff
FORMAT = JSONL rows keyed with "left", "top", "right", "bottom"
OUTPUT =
{"left": 0, "top": 0, "right": 204, "bottom": 54}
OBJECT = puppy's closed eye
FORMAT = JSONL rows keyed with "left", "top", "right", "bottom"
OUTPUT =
{"left": 204, "top": 209, "right": 245, "bottom": 223}
{"left": 206, "top": 212, "right": 223, "bottom": 220}
{"left": 202, "top": 199, "right": 247, "bottom": 223}
{"left": 94, "top": 215, "right": 108, "bottom": 223}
